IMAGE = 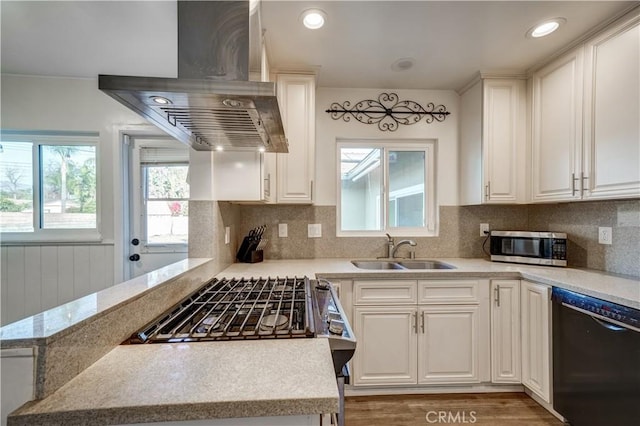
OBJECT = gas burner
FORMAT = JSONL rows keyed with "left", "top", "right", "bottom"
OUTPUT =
{"left": 273, "top": 284, "right": 293, "bottom": 292}
{"left": 195, "top": 315, "right": 223, "bottom": 334}
{"left": 259, "top": 314, "right": 289, "bottom": 331}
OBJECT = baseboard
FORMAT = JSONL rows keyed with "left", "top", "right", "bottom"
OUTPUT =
{"left": 345, "top": 383, "right": 524, "bottom": 397}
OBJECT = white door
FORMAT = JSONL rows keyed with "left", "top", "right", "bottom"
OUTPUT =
{"left": 490, "top": 280, "right": 521, "bottom": 383}
{"left": 521, "top": 281, "right": 552, "bottom": 403}
{"left": 418, "top": 306, "right": 480, "bottom": 384}
{"left": 352, "top": 306, "right": 418, "bottom": 386}
{"left": 127, "top": 136, "right": 190, "bottom": 279}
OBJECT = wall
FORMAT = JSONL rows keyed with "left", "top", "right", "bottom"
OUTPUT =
{"left": 0, "top": 244, "right": 114, "bottom": 325}
{"left": 529, "top": 199, "right": 640, "bottom": 277}
{"left": 0, "top": 75, "right": 148, "bottom": 325}
{"left": 238, "top": 200, "right": 640, "bottom": 278}
{"left": 237, "top": 84, "right": 639, "bottom": 278}
{"left": 315, "top": 88, "right": 460, "bottom": 206}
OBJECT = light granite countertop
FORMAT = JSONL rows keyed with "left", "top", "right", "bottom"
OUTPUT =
{"left": 0, "top": 258, "right": 214, "bottom": 346}
{"left": 8, "top": 339, "right": 338, "bottom": 426}
{"left": 219, "top": 258, "right": 640, "bottom": 309}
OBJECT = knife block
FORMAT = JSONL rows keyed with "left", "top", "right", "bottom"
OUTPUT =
{"left": 247, "top": 249, "right": 263, "bottom": 263}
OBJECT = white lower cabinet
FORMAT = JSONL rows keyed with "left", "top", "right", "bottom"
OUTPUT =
{"left": 521, "top": 280, "right": 552, "bottom": 403}
{"left": 353, "top": 306, "right": 418, "bottom": 386}
{"left": 352, "top": 279, "right": 489, "bottom": 387}
{"left": 418, "top": 305, "right": 481, "bottom": 384}
{"left": 490, "top": 280, "right": 521, "bottom": 383}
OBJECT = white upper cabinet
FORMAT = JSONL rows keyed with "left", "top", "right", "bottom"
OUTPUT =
{"left": 531, "top": 47, "right": 584, "bottom": 202}
{"left": 532, "top": 10, "right": 640, "bottom": 202}
{"left": 213, "top": 151, "right": 273, "bottom": 202}
{"left": 459, "top": 76, "right": 527, "bottom": 205}
{"left": 276, "top": 74, "right": 316, "bottom": 204}
{"left": 582, "top": 13, "right": 640, "bottom": 200}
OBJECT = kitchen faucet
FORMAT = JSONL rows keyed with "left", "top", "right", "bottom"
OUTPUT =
{"left": 392, "top": 239, "right": 417, "bottom": 259}
{"left": 383, "top": 234, "right": 417, "bottom": 259}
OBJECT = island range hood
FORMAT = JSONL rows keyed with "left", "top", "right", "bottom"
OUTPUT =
{"left": 99, "top": 0, "right": 287, "bottom": 153}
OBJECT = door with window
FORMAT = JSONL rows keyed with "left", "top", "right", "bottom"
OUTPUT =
{"left": 127, "top": 137, "right": 189, "bottom": 279}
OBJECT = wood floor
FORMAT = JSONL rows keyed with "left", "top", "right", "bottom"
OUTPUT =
{"left": 344, "top": 393, "right": 563, "bottom": 426}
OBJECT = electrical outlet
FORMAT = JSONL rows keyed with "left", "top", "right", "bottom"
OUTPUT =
{"left": 224, "top": 227, "right": 230, "bottom": 245}
{"left": 278, "top": 223, "right": 288, "bottom": 238}
{"left": 308, "top": 223, "right": 322, "bottom": 238}
{"left": 480, "top": 223, "right": 490, "bottom": 236}
{"left": 598, "top": 227, "right": 612, "bottom": 245}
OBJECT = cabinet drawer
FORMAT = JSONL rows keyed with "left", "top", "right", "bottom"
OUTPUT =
{"left": 354, "top": 280, "right": 417, "bottom": 305}
{"left": 418, "top": 280, "right": 481, "bottom": 304}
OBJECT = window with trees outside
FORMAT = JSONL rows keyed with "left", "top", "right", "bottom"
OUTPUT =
{"left": 0, "top": 131, "right": 99, "bottom": 241}
{"left": 337, "top": 140, "right": 436, "bottom": 236}
{"left": 138, "top": 145, "right": 189, "bottom": 247}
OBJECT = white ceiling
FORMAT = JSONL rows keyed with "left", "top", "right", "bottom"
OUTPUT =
{"left": 1, "top": 1, "right": 637, "bottom": 90}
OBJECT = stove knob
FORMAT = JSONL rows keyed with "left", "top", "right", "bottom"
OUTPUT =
{"left": 329, "top": 319, "right": 345, "bottom": 335}
{"left": 328, "top": 312, "right": 342, "bottom": 323}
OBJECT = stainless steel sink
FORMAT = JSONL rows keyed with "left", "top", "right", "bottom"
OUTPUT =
{"left": 351, "top": 260, "right": 456, "bottom": 270}
{"left": 395, "top": 260, "right": 455, "bottom": 270}
{"left": 350, "top": 260, "right": 406, "bottom": 270}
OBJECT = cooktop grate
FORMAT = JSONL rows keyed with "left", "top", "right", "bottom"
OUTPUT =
{"left": 128, "top": 276, "right": 315, "bottom": 344}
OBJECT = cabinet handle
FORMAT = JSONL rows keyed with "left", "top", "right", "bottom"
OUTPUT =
{"left": 412, "top": 312, "right": 417, "bottom": 334}
{"left": 420, "top": 311, "right": 425, "bottom": 334}
{"left": 581, "top": 173, "right": 588, "bottom": 195}
{"left": 484, "top": 182, "right": 490, "bottom": 200}
{"left": 264, "top": 173, "right": 271, "bottom": 198}
{"left": 572, "top": 173, "right": 580, "bottom": 196}
{"left": 494, "top": 285, "right": 501, "bottom": 307}
{"left": 310, "top": 180, "right": 314, "bottom": 201}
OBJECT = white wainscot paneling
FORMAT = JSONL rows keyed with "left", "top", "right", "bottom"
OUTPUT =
{"left": 0, "top": 244, "right": 115, "bottom": 326}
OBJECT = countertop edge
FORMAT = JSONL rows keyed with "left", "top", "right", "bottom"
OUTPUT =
{"left": 8, "top": 398, "right": 338, "bottom": 426}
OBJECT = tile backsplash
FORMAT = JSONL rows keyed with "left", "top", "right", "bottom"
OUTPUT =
{"left": 192, "top": 199, "right": 640, "bottom": 278}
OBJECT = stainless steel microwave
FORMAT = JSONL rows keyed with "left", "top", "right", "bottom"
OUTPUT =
{"left": 489, "top": 231, "right": 567, "bottom": 267}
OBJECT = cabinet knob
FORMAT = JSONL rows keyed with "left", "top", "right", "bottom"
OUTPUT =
{"left": 129, "top": 254, "right": 141, "bottom": 262}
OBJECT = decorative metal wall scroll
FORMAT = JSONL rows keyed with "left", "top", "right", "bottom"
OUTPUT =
{"left": 325, "top": 92, "right": 450, "bottom": 131}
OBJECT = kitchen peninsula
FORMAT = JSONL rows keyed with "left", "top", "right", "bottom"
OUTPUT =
{"left": 2, "top": 257, "right": 638, "bottom": 425}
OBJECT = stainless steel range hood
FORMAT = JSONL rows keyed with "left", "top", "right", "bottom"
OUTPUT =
{"left": 99, "top": 0, "right": 287, "bottom": 153}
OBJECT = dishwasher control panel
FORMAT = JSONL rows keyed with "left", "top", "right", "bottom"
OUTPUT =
{"left": 552, "top": 287, "right": 640, "bottom": 330}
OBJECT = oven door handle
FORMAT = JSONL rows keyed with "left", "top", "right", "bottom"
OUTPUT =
{"left": 561, "top": 302, "right": 636, "bottom": 332}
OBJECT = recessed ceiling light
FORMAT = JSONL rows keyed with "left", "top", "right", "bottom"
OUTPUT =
{"left": 300, "top": 9, "right": 327, "bottom": 30}
{"left": 391, "top": 58, "right": 415, "bottom": 72}
{"left": 527, "top": 18, "right": 566, "bottom": 38}
{"left": 150, "top": 96, "right": 172, "bottom": 105}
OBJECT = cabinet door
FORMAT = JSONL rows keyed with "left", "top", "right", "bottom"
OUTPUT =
{"left": 483, "top": 79, "right": 526, "bottom": 203}
{"left": 490, "top": 280, "right": 521, "bottom": 383}
{"left": 521, "top": 281, "right": 551, "bottom": 403}
{"left": 532, "top": 48, "right": 584, "bottom": 202}
{"left": 276, "top": 74, "right": 315, "bottom": 203}
{"left": 583, "top": 15, "right": 640, "bottom": 200}
{"left": 418, "top": 306, "right": 480, "bottom": 384}
{"left": 352, "top": 306, "right": 417, "bottom": 386}
{"left": 213, "top": 151, "right": 264, "bottom": 201}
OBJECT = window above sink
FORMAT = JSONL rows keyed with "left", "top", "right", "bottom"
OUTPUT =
{"left": 337, "top": 140, "right": 437, "bottom": 237}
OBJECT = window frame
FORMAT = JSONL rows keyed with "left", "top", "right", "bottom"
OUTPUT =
{"left": 140, "top": 162, "right": 189, "bottom": 251}
{"left": 336, "top": 139, "right": 437, "bottom": 237}
{"left": 0, "top": 131, "right": 101, "bottom": 243}
{"left": 130, "top": 139, "right": 189, "bottom": 254}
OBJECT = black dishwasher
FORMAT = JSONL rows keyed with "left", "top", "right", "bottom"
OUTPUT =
{"left": 552, "top": 287, "right": 640, "bottom": 426}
